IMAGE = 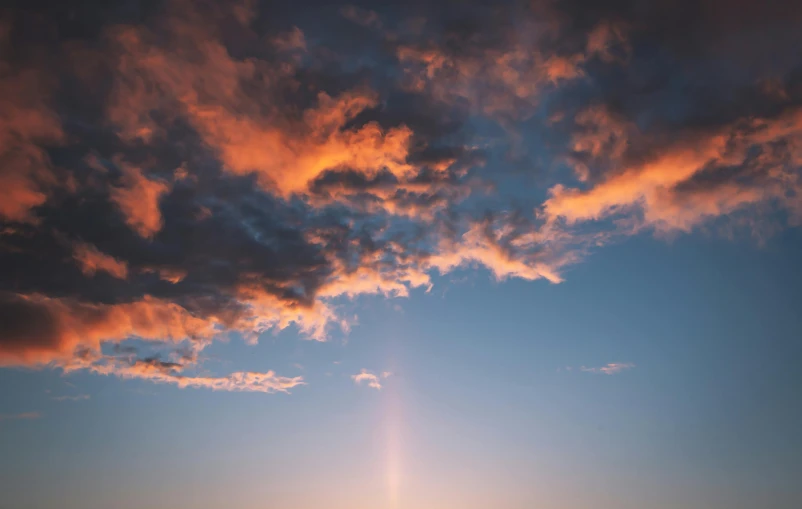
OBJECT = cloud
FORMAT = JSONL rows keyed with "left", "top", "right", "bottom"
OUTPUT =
{"left": 352, "top": 369, "right": 389, "bottom": 390}
{"left": 0, "top": 0, "right": 800, "bottom": 394}
{"left": 0, "top": 22, "right": 63, "bottom": 223}
{"left": 0, "top": 292, "right": 298, "bottom": 393}
{"left": 544, "top": 107, "right": 802, "bottom": 236}
{"left": 82, "top": 355, "right": 304, "bottom": 393}
{"left": 0, "top": 292, "right": 222, "bottom": 366}
{"left": 340, "top": 5, "right": 382, "bottom": 30}
{"left": 394, "top": 9, "right": 628, "bottom": 122}
{"left": 72, "top": 241, "right": 129, "bottom": 279}
{"left": 105, "top": 11, "right": 422, "bottom": 200}
{"left": 0, "top": 412, "right": 41, "bottom": 421}
{"left": 580, "top": 363, "right": 635, "bottom": 375}
{"left": 109, "top": 160, "right": 171, "bottom": 239}
{"left": 534, "top": 0, "right": 802, "bottom": 245}
{"left": 425, "top": 218, "right": 572, "bottom": 284}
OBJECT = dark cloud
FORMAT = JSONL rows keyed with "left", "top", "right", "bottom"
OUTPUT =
{"left": 0, "top": 0, "right": 800, "bottom": 388}
{"left": 0, "top": 292, "right": 63, "bottom": 356}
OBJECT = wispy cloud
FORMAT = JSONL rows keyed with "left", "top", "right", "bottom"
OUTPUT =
{"left": 0, "top": 412, "right": 42, "bottom": 421}
{"left": 580, "top": 363, "right": 635, "bottom": 375}
{"left": 68, "top": 353, "right": 305, "bottom": 394}
{"left": 352, "top": 369, "right": 390, "bottom": 390}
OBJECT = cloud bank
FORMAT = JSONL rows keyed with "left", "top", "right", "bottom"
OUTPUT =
{"left": 1, "top": 0, "right": 799, "bottom": 390}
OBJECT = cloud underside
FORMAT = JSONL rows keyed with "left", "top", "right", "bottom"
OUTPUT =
{"left": 1, "top": 0, "right": 801, "bottom": 391}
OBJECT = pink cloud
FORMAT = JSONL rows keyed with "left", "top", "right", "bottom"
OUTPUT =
{"left": 580, "top": 363, "right": 635, "bottom": 375}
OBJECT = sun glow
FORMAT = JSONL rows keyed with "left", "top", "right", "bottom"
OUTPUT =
{"left": 385, "top": 377, "right": 402, "bottom": 508}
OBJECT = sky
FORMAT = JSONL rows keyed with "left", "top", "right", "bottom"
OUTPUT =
{"left": 1, "top": 0, "right": 802, "bottom": 508}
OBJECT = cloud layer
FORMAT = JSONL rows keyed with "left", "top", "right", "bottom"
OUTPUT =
{"left": 1, "top": 0, "right": 800, "bottom": 390}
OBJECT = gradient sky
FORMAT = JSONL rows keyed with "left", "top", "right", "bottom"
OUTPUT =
{"left": 1, "top": 1, "right": 802, "bottom": 508}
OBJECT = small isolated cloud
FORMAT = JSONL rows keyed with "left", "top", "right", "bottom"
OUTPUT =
{"left": 52, "top": 394, "right": 90, "bottom": 402}
{"left": 72, "top": 241, "right": 129, "bottom": 280}
{"left": 351, "top": 369, "right": 390, "bottom": 390}
{"left": 580, "top": 363, "right": 635, "bottom": 375}
{"left": 0, "top": 412, "right": 41, "bottom": 421}
{"left": 340, "top": 5, "right": 382, "bottom": 29}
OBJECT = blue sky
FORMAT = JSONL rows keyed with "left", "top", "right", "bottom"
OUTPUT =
{"left": 3, "top": 231, "right": 802, "bottom": 509}
{"left": 2, "top": 0, "right": 802, "bottom": 508}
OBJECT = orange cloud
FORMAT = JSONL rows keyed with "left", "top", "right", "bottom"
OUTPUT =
{"left": 425, "top": 221, "right": 569, "bottom": 284}
{"left": 545, "top": 135, "right": 728, "bottom": 224}
{"left": 190, "top": 90, "right": 417, "bottom": 196}
{"left": 72, "top": 241, "right": 129, "bottom": 279}
{"left": 545, "top": 107, "right": 802, "bottom": 235}
{"left": 543, "top": 55, "right": 585, "bottom": 82}
{"left": 109, "top": 160, "right": 171, "bottom": 238}
{"left": 0, "top": 24, "right": 63, "bottom": 222}
{"left": 567, "top": 105, "right": 632, "bottom": 181}
{"left": 106, "top": 15, "right": 420, "bottom": 199}
{"left": 157, "top": 268, "right": 187, "bottom": 284}
{"left": 0, "top": 293, "right": 220, "bottom": 367}
{"left": 235, "top": 218, "right": 576, "bottom": 341}
{"left": 0, "top": 291, "right": 304, "bottom": 393}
